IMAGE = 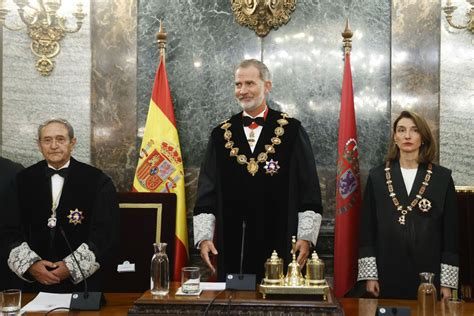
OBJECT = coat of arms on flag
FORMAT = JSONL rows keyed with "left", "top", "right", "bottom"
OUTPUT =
{"left": 136, "top": 139, "right": 183, "bottom": 192}
{"left": 336, "top": 138, "right": 360, "bottom": 215}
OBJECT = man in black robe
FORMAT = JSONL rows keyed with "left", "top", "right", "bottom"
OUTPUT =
{"left": 3, "top": 118, "right": 119, "bottom": 293}
{"left": 0, "top": 156, "right": 23, "bottom": 290}
{"left": 193, "top": 59, "right": 323, "bottom": 281}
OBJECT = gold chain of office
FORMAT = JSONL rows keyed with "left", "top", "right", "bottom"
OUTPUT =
{"left": 220, "top": 113, "right": 290, "bottom": 176}
{"left": 384, "top": 161, "right": 433, "bottom": 225}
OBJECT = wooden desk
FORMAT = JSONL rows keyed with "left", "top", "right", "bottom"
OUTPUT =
{"left": 21, "top": 291, "right": 474, "bottom": 315}
{"left": 340, "top": 297, "right": 474, "bottom": 316}
{"left": 129, "top": 282, "right": 342, "bottom": 315}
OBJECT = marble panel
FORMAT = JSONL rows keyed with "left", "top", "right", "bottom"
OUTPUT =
{"left": 439, "top": 0, "right": 474, "bottom": 186}
{"left": 391, "top": 0, "right": 441, "bottom": 145}
{"left": 90, "top": 0, "right": 138, "bottom": 191}
{"left": 0, "top": 29, "right": 3, "bottom": 145}
{"left": 2, "top": 1, "right": 91, "bottom": 167}
{"left": 264, "top": 0, "right": 391, "bottom": 217}
{"left": 138, "top": 0, "right": 260, "bottom": 168}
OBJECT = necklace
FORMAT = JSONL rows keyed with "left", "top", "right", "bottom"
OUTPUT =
{"left": 221, "top": 113, "right": 289, "bottom": 176}
{"left": 384, "top": 161, "right": 432, "bottom": 225}
{"left": 48, "top": 183, "right": 64, "bottom": 228}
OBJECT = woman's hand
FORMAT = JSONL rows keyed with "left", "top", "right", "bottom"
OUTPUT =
{"left": 366, "top": 280, "right": 380, "bottom": 297}
{"left": 440, "top": 286, "right": 452, "bottom": 300}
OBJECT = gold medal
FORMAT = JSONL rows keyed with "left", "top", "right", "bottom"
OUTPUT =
{"left": 418, "top": 198, "right": 432, "bottom": 213}
{"left": 247, "top": 158, "right": 259, "bottom": 176}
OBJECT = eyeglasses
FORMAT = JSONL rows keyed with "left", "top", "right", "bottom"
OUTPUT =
{"left": 40, "top": 136, "right": 69, "bottom": 146}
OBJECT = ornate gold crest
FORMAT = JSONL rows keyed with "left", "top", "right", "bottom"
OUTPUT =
{"left": 231, "top": 0, "right": 297, "bottom": 37}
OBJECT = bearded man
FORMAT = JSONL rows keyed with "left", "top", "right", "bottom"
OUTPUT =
{"left": 193, "top": 59, "right": 323, "bottom": 281}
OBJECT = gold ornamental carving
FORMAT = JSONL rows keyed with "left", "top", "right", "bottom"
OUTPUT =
{"left": 0, "top": 0, "right": 86, "bottom": 76}
{"left": 231, "top": 0, "right": 297, "bottom": 37}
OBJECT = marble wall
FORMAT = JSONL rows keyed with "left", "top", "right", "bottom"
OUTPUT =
{"left": 90, "top": 0, "right": 138, "bottom": 192}
{"left": 440, "top": 0, "right": 474, "bottom": 186}
{"left": 1, "top": 0, "right": 91, "bottom": 165}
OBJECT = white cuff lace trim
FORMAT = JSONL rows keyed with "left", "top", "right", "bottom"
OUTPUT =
{"left": 193, "top": 213, "right": 215, "bottom": 248}
{"left": 297, "top": 211, "right": 322, "bottom": 246}
{"left": 357, "top": 257, "right": 378, "bottom": 281}
{"left": 441, "top": 263, "right": 459, "bottom": 289}
{"left": 63, "top": 243, "right": 100, "bottom": 284}
{"left": 8, "top": 242, "right": 41, "bottom": 282}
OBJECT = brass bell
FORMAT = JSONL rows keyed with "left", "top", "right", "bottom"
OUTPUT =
{"left": 285, "top": 253, "right": 304, "bottom": 286}
{"left": 305, "top": 251, "right": 325, "bottom": 285}
{"left": 263, "top": 250, "right": 284, "bottom": 285}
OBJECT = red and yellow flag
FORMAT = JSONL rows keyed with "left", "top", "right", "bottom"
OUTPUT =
{"left": 132, "top": 56, "right": 188, "bottom": 281}
{"left": 334, "top": 53, "right": 362, "bottom": 297}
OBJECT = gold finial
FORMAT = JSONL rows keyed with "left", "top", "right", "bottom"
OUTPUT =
{"left": 156, "top": 20, "right": 167, "bottom": 61}
{"left": 342, "top": 18, "right": 353, "bottom": 55}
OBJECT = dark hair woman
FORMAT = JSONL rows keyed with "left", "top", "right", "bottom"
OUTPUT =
{"left": 357, "top": 110, "right": 459, "bottom": 299}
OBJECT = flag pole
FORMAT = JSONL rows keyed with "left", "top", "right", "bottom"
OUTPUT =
{"left": 334, "top": 17, "right": 361, "bottom": 298}
{"left": 342, "top": 18, "right": 353, "bottom": 55}
{"left": 157, "top": 20, "right": 167, "bottom": 63}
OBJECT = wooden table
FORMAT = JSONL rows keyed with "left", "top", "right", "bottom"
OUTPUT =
{"left": 21, "top": 289, "right": 474, "bottom": 315}
{"left": 129, "top": 283, "right": 342, "bottom": 315}
{"left": 340, "top": 297, "right": 474, "bottom": 316}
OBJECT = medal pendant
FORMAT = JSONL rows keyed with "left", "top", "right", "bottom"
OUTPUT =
{"left": 398, "top": 215, "right": 405, "bottom": 225}
{"left": 418, "top": 198, "right": 432, "bottom": 213}
{"left": 47, "top": 217, "right": 57, "bottom": 228}
{"left": 264, "top": 159, "right": 280, "bottom": 176}
{"left": 247, "top": 158, "right": 259, "bottom": 176}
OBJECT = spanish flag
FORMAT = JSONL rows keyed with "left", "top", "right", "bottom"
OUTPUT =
{"left": 132, "top": 55, "right": 188, "bottom": 281}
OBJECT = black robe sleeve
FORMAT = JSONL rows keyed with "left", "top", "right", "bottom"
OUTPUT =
{"left": 87, "top": 173, "right": 120, "bottom": 264}
{"left": 292, "top": 126, "right": 323, "bottom": 214}
{"left": 193, "top": 134, "right": 218, "bottom": 216}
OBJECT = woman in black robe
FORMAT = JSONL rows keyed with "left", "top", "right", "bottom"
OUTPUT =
{"left": 357, "top": 110, "right": 458, "bottom": 299}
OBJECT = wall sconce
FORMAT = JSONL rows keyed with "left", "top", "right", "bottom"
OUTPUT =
{"left": 442, "top": 0, "right": 474, "bottom": 34}
{"left": 0, "top": 0, "right": 86, "bottom": 76}
{"left": 231, "top": 0, "right": 296, "bottom": 37}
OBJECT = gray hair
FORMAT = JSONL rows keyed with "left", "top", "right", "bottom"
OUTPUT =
{"left": 236, "top": 59, "right": 272, "bottom": 81}
{"left": 38, "top": 118, "right": 75, "bottom": 140}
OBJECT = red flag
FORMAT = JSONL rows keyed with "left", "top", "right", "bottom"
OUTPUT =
{"left": 334, "top": 53, "right": 362, "bottom": 298}
{"left": 132, "top": 56, "right": 189, "bottom": 281}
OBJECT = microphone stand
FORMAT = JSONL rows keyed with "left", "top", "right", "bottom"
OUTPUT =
{"left": 225, "top": 220, "right": 256, "bottom": 291}
{"left": 59, "top": 226, "right": 104, "bottom": 310}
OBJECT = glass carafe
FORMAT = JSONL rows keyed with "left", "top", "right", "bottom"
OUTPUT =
{"left": 150, "top": 242, "right": 169, "bottom": 296}
{"left": 417, "top": 272, "right": 437, "bottom": 316}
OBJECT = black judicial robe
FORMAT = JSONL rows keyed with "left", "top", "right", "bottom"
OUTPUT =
{"left": 194, "top": 108, "right": 323, "bottom": 281}
{"left": 4, "top": 157, "right": 119, "bottom": 293}
{"left": 358, "top": 161, "right": 459, "bottom": 299}
{"left": 0, "top": 157, "right": 23, "bottom": 290}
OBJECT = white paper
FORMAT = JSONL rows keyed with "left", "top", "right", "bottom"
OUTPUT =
{"left": 21, "top": 292, "right": 71, "bottom": 312}
{"left": 175, "top": 287, "right": 203, "bottom": 296}
{"left": 199, "top": 282, "right": 226, "bottom": 291}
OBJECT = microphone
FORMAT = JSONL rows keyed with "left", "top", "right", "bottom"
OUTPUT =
{"left": 59, "top": 226, "right": 104, "bottom": 310}
{"left": 225, "top": 220, "right": 256, "bottom": 291}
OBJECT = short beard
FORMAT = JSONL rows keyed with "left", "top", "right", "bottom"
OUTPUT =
{"left": 239, "top": 93, "right": 265, "bottom": 113}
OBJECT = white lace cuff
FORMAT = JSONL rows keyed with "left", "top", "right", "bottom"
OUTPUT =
{"left": 357, "top": 257, "right": 378, "bottom": 281}
{"left": 441, "top": 263, "right": 459, "bottom": 289}
{"left": 63, "top": 243, "right": 100, "bottom": 284}
{"left": 8, "top": 242, "right": 41, "bottom": 282}
{"left": 193, "top": 213, "right": 215, "bottom": 248}
{"left": 297, "top": 211, "right": 322, "bottom": 246}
